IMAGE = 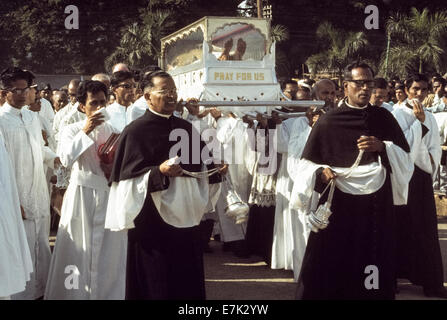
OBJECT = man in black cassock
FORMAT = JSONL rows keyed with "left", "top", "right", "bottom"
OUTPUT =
{"left": 294, "top": 62, "right": 412, "bottom": 300}
{"left": 392, "top": 73, "right": 447, "bottom": 298}
{"left": 106, "top": 71, "right": 224, "bottom": 300}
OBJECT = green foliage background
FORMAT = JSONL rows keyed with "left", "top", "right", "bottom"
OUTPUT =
{"left": 1, "top": 0, "right": 447, "bottom": 79}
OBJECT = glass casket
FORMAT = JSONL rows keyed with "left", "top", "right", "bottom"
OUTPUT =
{"left": 161, "top": 16, "right": 281, "bottom": 114}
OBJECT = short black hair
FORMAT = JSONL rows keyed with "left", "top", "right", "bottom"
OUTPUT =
{"left": 404, "top": 73, "right": 429, "bottom": 90}
{"left": 141, "top": 70, "right": 172, "bottom": 91}
{"left": 374, "top": 78, "right": 388, "bottom": 90}
{"left": 77, "top": 80, "right": 108, "bottom": 105}
{"left": 110, "top": 71, "right": 135, "bottom": 87}
{"left": 432, "top": 77, "right": 446, "bottom": 87}
{"left": 1, "top": 67, "right": 34, "bottom": 88}
{"left": 395, "top": 84, "right": 405, "bottom": 91}
{"left": 343, "top": 61, "right": 375, "bottom": 80}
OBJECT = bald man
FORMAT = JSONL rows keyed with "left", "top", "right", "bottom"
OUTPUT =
{"left": 92, "top": 73, "right": 111, "bottom": 88}
{"left": 112, "top": 63, "right": 130, "bottom": 74}
{"left": 312, "top": 79, "right": 337, "bottom": 110}
{"left": 53, "top": 79, "right": 80, "bottom": 144}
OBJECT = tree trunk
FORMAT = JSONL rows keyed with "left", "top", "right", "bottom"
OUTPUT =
{"left": 419, "top": 57, "right": 423, "bottom": 74}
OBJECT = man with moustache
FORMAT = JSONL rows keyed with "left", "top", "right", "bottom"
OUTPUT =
{"left": 294, "top": 62, "right": 412, "bottom": 300}
{"left": 312, "top": 78, "right": 337, "bottom": 111}
{"left": 105, "top": 70, "right": 224, "bottom": 299}
{"left": 0, "top": 67, "right": 60, "bottom": 299}
{"left": 106, "top": 71, "right": 136, "bottom": 133}
{"left": 392, "top": 73, "right": 447, "bottom": 298}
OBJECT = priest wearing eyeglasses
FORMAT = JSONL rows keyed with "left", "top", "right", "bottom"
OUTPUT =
{"left": 106, "top": 71, "right": 136, "bottom": 133}
{"left": 292, "top": 62, "right": 413, "bottom": 300}
{"left": 0, "top": 67, "right": 60, "bottom": 299}
{"left": 105, "top": 70, "right": 225, "bottom": 300}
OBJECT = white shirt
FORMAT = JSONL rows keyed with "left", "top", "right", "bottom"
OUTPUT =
{"left": 39, "top": 98, "right": 55, "bottom": 127}
{"left": 128, "top": 96, "right": 148, "bottom": 123}
{"left": 0, "top": 103, "right": 56, "bottom": 219}
{"left": 105, "top": 102, "right": 133, "bottom": 133}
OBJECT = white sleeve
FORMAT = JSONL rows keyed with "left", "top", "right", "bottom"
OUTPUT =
{"left": 276, "top": 119, "right": 294, "bottom": 154}
{"left": 58, "top": 127, "right": 94, "bottom": 168}
{"left": 393, "top": 110, "right": 423, "bottom": 161}
{"left": 105, "top": 171, "right": 151, "bottom": 231}
{"left": 383, "top": 141, "right": 414, "bottom": 205}
{"left": 426, "top": 114, "right": 442, "bottom": 178}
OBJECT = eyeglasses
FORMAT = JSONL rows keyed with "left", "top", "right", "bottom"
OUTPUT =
{"left": 151, "top": 88, "right": 178, "bottom": 96}
{"left": 117, "top": 83, "right": 136, "bottom": 90}
{"left": 345, "top": 80, "right": 375, "bottom": 88}
{"left": 6, "top": 86, "right": 30, "bottom": 95}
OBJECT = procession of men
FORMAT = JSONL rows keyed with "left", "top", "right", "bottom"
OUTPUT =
{"left": 1, "top": 60, "right": 447, "bottom": 300}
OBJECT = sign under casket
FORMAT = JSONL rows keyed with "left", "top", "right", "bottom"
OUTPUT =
{"left": 161, "top": 16, "right": 280, "bottom": 114}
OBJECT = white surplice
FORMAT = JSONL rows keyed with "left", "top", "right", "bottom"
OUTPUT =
{"left": 105, "top": 101, "right": 134, "bottom": 133}
{"left": 0, "top": 103, "right": 56, "bottom": 300}
{"left": 271, "top": 117, "right": 310, "bottom": 272}
{"left": 128, "top": 96, "right": 148, "bottom": 123}
{"left": 392, "top": 102, "right": 441, "bottom": 179}
{"left": 39, "top": 98, "right": 55, "bottom": 128}
{"left": 0, "top": 131, "right": 33, "bottom": 298}
{"left": 45, "top": 120, "right": 127, "bottom": 300}
{"left": 53, "top": 102, "right": 77, "bottom": 144}
{"left": 213, "top": 116, "right": 252, "bottom": 242}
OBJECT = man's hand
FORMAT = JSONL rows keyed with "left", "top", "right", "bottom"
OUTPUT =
{"left": 159, "top": 159, "right": 183, "bottom": 177}
{"left": 271, "top": 111, "right": 282, "bottom": 125}
{"left": 256, "top": 113, "right": 268, "bottom": 128}
{"left": 311, "top": 114, "right": 320, "bottom": 127}
{"left": 185, "top": 98, "right": 200, "bottom": 116}
{"left": 83, "top": 112, "right": 104, "bottom": 135}
{"left": 54, "top": 157, "right": 62, "bottom": 169}
{"left": 412, "top": 99, "right": 425, "bottom": 123}
{"left": 20, "top": 205, "right": 26, "bottom": 220}
{"left": 209, "top": 108, "right": 222, "bottom": 120}
{"left": 50, "top": 175, "right": 57, "bottom": 184}
{"left": 357, "top": 135, "right": 384, "bottom": 153}
{"left": 321, "top": 167, "right": 336, "bottom": 184}
{"left": 242, "top": 114, "right": 254, "bottom": 127}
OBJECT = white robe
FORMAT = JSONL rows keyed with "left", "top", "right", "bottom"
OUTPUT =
{"left": 0, "top": 103, "right": 56, "bottom": 299}
{"left": 271, "top": 117, "right": 310, "bottom": 272}
{"left": 39, "top": 98, "right": 55, "bottom": 128}
{"left": 213, "top": 116, "right": 252, "bottom": 242}
{"left": 57, "top": 104, "right": 86, "bottom": 153}
{"left": 45, "top": 121, "right": 127, "bottom": 300}
{"left": 392, "top": 102, "right": 441, "bottom": 179}
{"left": 0, "top": 131, "right": 33, "bottom": 298}
{"left": 53, "top": 102, "right": 77, "bottom": 144}
{"left": 128, "top": 96, "right": 148, "bottom": 123}
{"left": 105, "top": 101, "right": 133, "bottom": 133}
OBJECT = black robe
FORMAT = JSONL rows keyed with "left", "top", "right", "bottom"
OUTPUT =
{"left": 396, "top": 165, "right": 445, "bottom": 291}
{"left": 296, "top": 103, "right": 410, "bottom": 300}
{"left": 109, "top": 110, "right": 220, "bottom": 300}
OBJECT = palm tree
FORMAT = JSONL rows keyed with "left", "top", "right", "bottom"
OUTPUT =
{"left": 105, "top": 10, "right": 175, "bottom": 71}
{"left": 305, "top": 22, "right": 368, "bottom": 81}
{"left": 381, "top": 7, "right": 447, "bottom": 78}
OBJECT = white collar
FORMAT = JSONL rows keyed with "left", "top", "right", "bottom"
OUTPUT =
{"left": 148, "top": 107, "right": 171, "bottom": 119}
{"left": 1, "top": 102, "right": 23, "bottom": 116}
{"left": 344, "top": 98, "right": 368, "bottom": 110}
{"left": 109, "top": 101, "right": 128, "bottom": 112}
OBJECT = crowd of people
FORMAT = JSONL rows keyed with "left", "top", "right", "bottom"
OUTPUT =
{"left": 0, "top": 60, "right": 446, "bottom": 300}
